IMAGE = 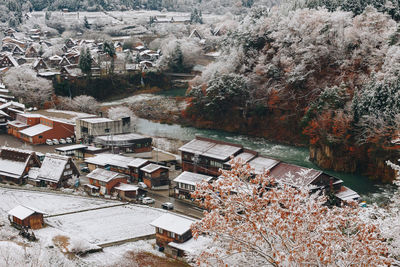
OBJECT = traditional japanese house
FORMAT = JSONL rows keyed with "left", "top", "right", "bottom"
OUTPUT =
{"left": 28, "top": 154, "right": 79, "bottom": 188}
{"left": 150, "top": 213, "right": 195, "bottom": 250}
{"left": 173, "top": 171, "right": 214, "bottom": 199}
{"left": 0, "top": 147, "right": 41, "bottom": 184}
{"left": 8, "top": 205, "right": 45, "bottom": 229}
{"left": 32, "top": 58, "right": 48, "bottom": 71}
{"left": 128, "top": 158, "right": 149, "bottom": 182}
{"left": 0, "top": 54, "right": 19, "bottom": 68}
{"left": 25, "top": 45, "right": 38, "bottom": 58}
{"left": 86, "top": 168, "right": 128, "bottom": 195}
{"left": 141, "top": 163, "right": 169, "bottom": 190}
{"left": 179, "top": 136, "right": 243, "bottom": 176}
{"left": 12, "top": 45, "right": 25, "bottom": 56}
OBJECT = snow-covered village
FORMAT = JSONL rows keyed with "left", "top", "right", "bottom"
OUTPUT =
{"left": 1, "top": 0, "right": 400, "bottom": 266}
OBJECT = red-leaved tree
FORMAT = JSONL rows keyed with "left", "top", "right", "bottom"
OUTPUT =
{"left": 191, "top": 160, "right": 391, "bottom": 266}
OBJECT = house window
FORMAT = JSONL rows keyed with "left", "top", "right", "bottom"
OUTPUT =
{"left": 39, "top": 135, "right": 42, "bottom": 139}
{"left": 168, "top": 232, "right": 175, "bottom": 238}
{"left": 104, "top": 128, "right": 110, "bottom": 133}
{"left": 210, "top": 160, "right": 223, "bottom": 168}
{"left": 158, "top": 228, "right": 163, "bottom": 234}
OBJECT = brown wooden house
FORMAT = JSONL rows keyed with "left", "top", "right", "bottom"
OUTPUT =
{"left": 32, "top": 58, "right": 48, "bottom": 71}
{"left": 8, "top": 205, "right": 45, "bottom": 229}
{"left": 86, "top": 168, "right": 128, "bottom": 195}
{"left": 179, "top": 136, "right": 243, "bottom": 176}
{"left": 128, "top": 158, "right": 149, "bottom": 182}
{"left": 25, "top": 45, "right": 39, "bottom": 58}
{"left": 150, "top": 213, "right": 194, "bottom": 249}
{"left": 140, "top": 163, "right": 169, "bottom": 189}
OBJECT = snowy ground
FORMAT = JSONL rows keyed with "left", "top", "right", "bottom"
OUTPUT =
{"left": 47, "top": 205, "right": 164, "bottom": 245}
{"left": 100, "top": 94, "right": 163, "bottom": 107}
{"left": 0, "top": 188, "right": 118, "bottom": 218}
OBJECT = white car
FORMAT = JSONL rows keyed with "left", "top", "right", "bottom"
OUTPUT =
{"left": 66, "top": 137, "right": 72, "bottom": 143}
{"left": 52, "top": 139, "right": 59, "bottom": 145}
{"left": 46, "top": 139, "right": 53, "bottom": 145}
{"left": 59, "top": 139, "right": 66, "bottom": 144}
{"left": 142, "top": 197, "right": 155, "bottom": 204}
{"left": 138, "top": 182, "right": 147, "bottom": 189}
{"left": 162, "top": 202, "right": 174, "bottom": 210}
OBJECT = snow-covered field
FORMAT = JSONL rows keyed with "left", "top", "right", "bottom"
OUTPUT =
{"left": 101, "top": 94, "right": 163, "bottom": 106}
{"left": 0, "top": 188, "right": 117, "bottom": 217}
{"left": 47, "top": 205, "right": 164, "bottom": 245}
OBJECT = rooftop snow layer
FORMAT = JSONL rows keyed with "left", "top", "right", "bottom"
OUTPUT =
{"left": 85, "top": 154, "right": 133, "bottom": 169}
{"left": 140, "top": 163, "right": 168, "bottom": 173}
{"left": 150, "top": 213, "right": 195, "bottom": 235}
{"left": 87, "top": 168, "right": 127, "bottom": 183}
{"left": 8, "top": 205, "right": 44, "bottom": 220}
{"left": 37, "top": 154, "right": 70, "bottom": 183}
{"left": 19, "top": 124, "right": 52, "bottom": 137}
{"left": 173, "top": 171, "right": 213, "bottom": 186}
{"left": 248, "top": 157, "right": 280, "bottom": 175}
{"left": 127, "top": 158, "right": 149, "bottom": 168}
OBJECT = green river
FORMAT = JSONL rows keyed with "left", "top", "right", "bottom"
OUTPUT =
{"left": 135, "top": 117, "right": 393, "bottom": 202}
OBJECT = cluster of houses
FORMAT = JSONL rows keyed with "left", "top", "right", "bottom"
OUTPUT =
{"left": 0, "top": 27, "right": 161, "bottom": 80}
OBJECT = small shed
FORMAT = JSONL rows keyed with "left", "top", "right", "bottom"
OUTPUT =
{"left": 8, "top": 205, "right": 45, "bottom": 229}
{"left": 114, "top": 183, "right": 142, "bottom": 201}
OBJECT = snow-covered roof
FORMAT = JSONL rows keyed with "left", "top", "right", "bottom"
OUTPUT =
{"left": 0, "top": 147, "right": 34, "bottom": 179}
{"left": 150, "top": 213, "right": 195, "bottom": 235}
{"left": 0, "top": 110, "right": 9, "bottom": 117}
{"left": 225, "top": 152, "right": 257, "bottom": 167}
{"left": 49, "top": 55, "right": 62, "bottom": 61}
{"left": 248, "top": 157, "right": 280, "bottom": 175}
{"left": 269, "top": 162, "right": 322, "bottom": 187}
{"left": 140, "top": 163, "right": 168, "bottom": 173}
{"left": 55, "top": 144, "right": 88, "bottom": 152}
{"left": 95, "top": 133, "right": 149, "bottom": 142}
{"left": 85, "top": 153, "right": 133, "bottom": 169}
{"left": 127, "top": 158, "right": 149, "bottom": 168}
{"left": 335, "top": 186, "right": 360, "bottom": 201}
{"left": 8, "top": 205, "right": 44, "bottom": 220}
{"left": 37, "top": 154, "right": 71, "bottom": 183}
{"left": 19, "top": 124, "right": 52, "bottom": 137}
{"left": 27, "top": 167, "right": 40, "bottom": 181}
{"left": 0, "top": 101, "right": 25, "bottom": 110}
{"left": 179, "top": 138, "right": 242, "bottom": 161}
{"left": 168, "top": 235, "right": 212, "bottom": 255}
{"left": 114, "top": 183, "right": 139, "bottom": 192}
{"left": 87, "top": 168, "right": 127, "bottom": 183}
{"left": 80, "top": 117, "right": 114, "bottom": 123}
{"left": 7, "top": 120, "right": 27, "bottom": 128}
{"left": 173, "top": 171, "right": 213, "bottom": 186}
{"left": 5, "top": 55, "right": 18, "bottom": 66}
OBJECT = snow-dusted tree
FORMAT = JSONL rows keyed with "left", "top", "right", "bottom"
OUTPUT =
{"left": 71, "top": 95, "right": 99, "bottom": 114}
{"left": 79, "top": 47, "right": 92, "bottom": 75}
{"left": 191, "top": 161, "right": 391, "bottom": 266}
{"left": 3, "top": 65, "right": 52, "bottom": 107}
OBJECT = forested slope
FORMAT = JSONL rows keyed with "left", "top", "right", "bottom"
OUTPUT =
{"left": 186, "top": 6, "right": 400, "bottom": 181}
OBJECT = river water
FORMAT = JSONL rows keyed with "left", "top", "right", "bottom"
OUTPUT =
{"left": 134, "top": 118, "right": 391, "bottom": 201}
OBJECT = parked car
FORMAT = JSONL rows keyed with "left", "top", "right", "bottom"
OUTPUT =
{"left": 138, "top": 182, "right": 147, "bottom": 189}
{"left": 142, "top": 197, "right": 155, "bottom": 204}
{"left": 52, "top": 139, "right": 59, "bottom": 145}
{"left": 161, "top": 202, "right": 174, "bottom": 210}
{"left": 59, "top": 138, "right": 66, "bottom": 144}
{"left": 80, "top": 167, "right": 90, "bottom": 173}
{"left": 46, "top": 139, "right": 53, "bottom": 145}
{"left": 66, "top": 137, "right": 72, "bottom": 143}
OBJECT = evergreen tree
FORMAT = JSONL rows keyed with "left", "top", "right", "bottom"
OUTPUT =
{"left": 79, "top": 47, "right": 92, "bottom": 75}
{"left": 168, "top": 43, "right": 185, "bottom": 73}
{"left": 83, "top": 16, "right": 90, "bottom": 29}
{"left": 103, "top": 41, "right": 116, "bottom": 74}
{"left": 190, "top": 8, "right": 203, "bottom": 24}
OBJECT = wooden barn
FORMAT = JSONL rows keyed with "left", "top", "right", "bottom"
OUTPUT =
{"left": 8, "top": 205, "right": 45, "bottom": 229}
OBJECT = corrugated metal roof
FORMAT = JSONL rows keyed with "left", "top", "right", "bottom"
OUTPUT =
{"left": 248, "top": 157, "right": 280, "bottom": 175}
